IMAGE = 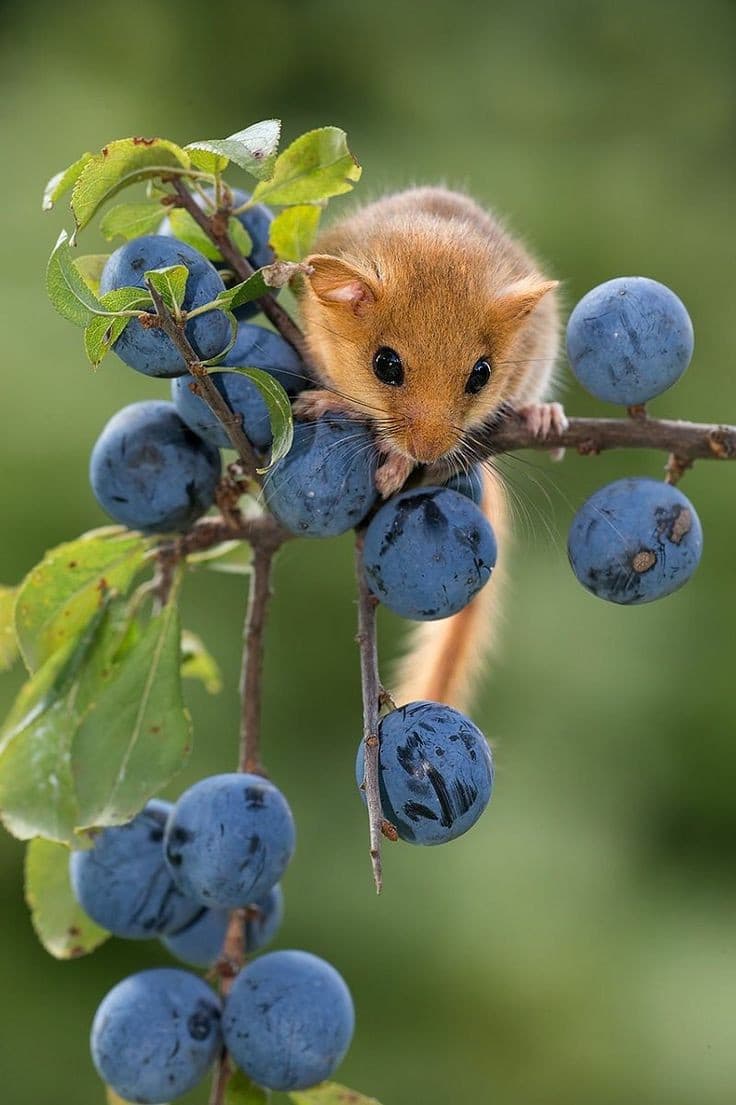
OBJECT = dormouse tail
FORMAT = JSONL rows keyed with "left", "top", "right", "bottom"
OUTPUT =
{"left": 392, "top": 468, "right": 508, "bottom": 712}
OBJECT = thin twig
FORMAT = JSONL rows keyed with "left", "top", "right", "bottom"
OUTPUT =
{"left": 355, "top": 533, "right": 389, "bottom": 894}
{"left": 474, "top": 409, "right": 736, "bottom": 464}
{"left": 145, "top": 281, "right": 260, "bottom": 479}
{"left": 239, "top": 541, "right": 278, "bottom": 776}
{"left": 207, "top": 908, "right": 248, "bottom": 1105}
{"left": 206, "top": 539, "right": 282, "bottom": 1105}
{"left": 169, "top": 177, "right": 311, "bottom": 364}
{"left": 156, "top": 512, "right": 289, "bottom": 563}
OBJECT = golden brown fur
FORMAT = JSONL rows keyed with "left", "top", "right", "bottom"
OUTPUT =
{"left": 295, "top": 187, "right": 560, "bottom": 709}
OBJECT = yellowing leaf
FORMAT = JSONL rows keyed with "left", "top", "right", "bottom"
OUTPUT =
{"left": 187, "top": 539, "right": 253, "bottom": 575}
{"left": 144, "top": 264, "right": 189, "bottom": 313}
{"left": 181, "top": 630, "right": 223, "bottom": 694}
{"left": 0, "top": 585, "right": 19, "bottom": 672}
{"left": 25, "top": 838, "right": 109, "bottom": 958}
{"left": 166, "top": 207, "right": 222, "bottom": 261}
{"left": 289, "top": 1084, "right": 382, "bottom": 1105}
{"left": 42, "top": 152, "right": 94, "bottom": 211}
{"left": 75, "top": 255, "right": 110, "bottom": 295}
{"left": 15, "top": 529, "right": 150, "bottom": 672}
{"left": 71, "top": 137, "right": 190, "bottom": 230}
{"left": 269, "top": 205, "right": 322, "bottom": 262}
{"left": 251, "top": 127, "right": 361, "bottom": 206}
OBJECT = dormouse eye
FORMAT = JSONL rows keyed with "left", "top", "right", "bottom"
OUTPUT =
{"left": 465, "top": 358, "right": 491, "bottom": 395}
{"left": 373, "top": 347, "right": 404, "bottom": 386}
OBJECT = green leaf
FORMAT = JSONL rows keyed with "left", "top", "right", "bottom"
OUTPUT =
{"left": 289, "top": 1085, "right": 382, "bottom": 1105}
{"left": 225, "top": 1070, "right": 270, "bottom": 1104}
{"left": 42, "top": 152, "right": 94, "bottom": 211}
{"left": 25, "top": 838, "right": 109, "bottom": 958}
{"left": 75, "top": 255, "right": 109, "bottom": 295}
{"left": 0, "top": 585, "right": 19, "bottom": 672}
{"left": 187, "top": 120, "right": 281, "bottom": 181}
{"left": 72, "top": 591, "right": 191, "bottom": 829}
{"left": 181, "top": 630, "right": 223, "bottom": 694}
{"left": 251, "top": 127, "right": 361, "bottom": 206}
{"left": 145, "top": 264, "right": 189, "bottom": 313}
{"left": 217, "top": 367, "right": 293, "bottom": 468}
{"left": 228, "top": 216, "right": 254, "bottom": 259}
{"left": 187, "top": 539, "right": 253, "bottom": 575}
{"left": 269, "top": 205, "right": 322, "bottom": 261}
{"left": 0, "top": 605, "right": 108, "bottom": 843}
{"left": 0, "top": 587, "right": 191, "bottom": 843}
{"left": 215, "top": 271, "right": 268, "bottom": 312}
{"left": 166, "top": 208, "right": 222, "bottom": 261}
{"left": 164, "top": 209, "right": 253, "bottom": 264}
{"left": 71, "top": 137, "right": 190, "bottom": 230}
{"left": 15, "top": 529, "right": 150, "bottom": 672}
{"left": 84, "top": 287, "right": 152, "bottom": 367}
{"left": 46, "top": 230, "right": 105, "bottom": 327}
{"left": 100, "top": 201, "right": 165, "bottom": 241}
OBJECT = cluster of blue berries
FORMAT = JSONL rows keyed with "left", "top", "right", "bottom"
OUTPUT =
{"left": 566, "top": 277, "right": 703, "bottom": 604}
{"left": 83, "top": 197, "right": 499, "bottom": 1100}
{"left": 73, "top": 777, "right": 354, "bottom": 1100}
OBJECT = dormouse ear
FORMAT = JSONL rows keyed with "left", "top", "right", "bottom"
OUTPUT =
{"left": 305, "top": 254, "right": 378, "bottom": 317}
{"left": 493, "top": 276, "right": 559, "bottom": 326}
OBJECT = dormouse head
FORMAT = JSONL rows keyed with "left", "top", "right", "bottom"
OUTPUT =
{"left": 301, "top": 247, "right": 558, "bottom": 466}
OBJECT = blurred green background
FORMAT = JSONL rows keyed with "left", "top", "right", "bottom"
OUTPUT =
{"left": 1, "top": 0, "right": 735, "bottom": 1101}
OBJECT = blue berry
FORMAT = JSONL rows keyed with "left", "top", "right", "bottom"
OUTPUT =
{"left": 89, "top": 400, "right": 221, "bottom": 534}
{"left": 171, "top": 372, "right": 272, "bottom": 452}
{"left": 263, "top": 416, "right": 379, "bottom": 537}
{"left": 170, "top": 322, "right": 308, "bottom": 452}
{"left": 91, "top": 968, "right": 221, "bottom": 1103}
{"left": 100, "top": 235, "right": 230, "bottom": 378}
{"left": 162, "top": 885, "right": 284, "bottom": 969}
{"left": 223, "top": 950, "right": 354, "bottom": 1091}
{"left": 70, "top": 800, "right": 201, "bottom": 939}
{"left": 223, "top": 322, "right": 308, "bottom": 397}
{"left": 164, "top": 774, "right": 295, "bottom": 909}
{"left": 363, "top": 486, "right": 496, "bottom": 619}
{"left": 566, "top": 276, "right": 694, "bottom": 406}
{"left": 568, "top": 477, "right": 703, "bottom": 604}
{"left": 444, "top": 465, "right": 484, "bottom": 505}
{"left": 356, "top": 701, "right": 494, "bottom": 845}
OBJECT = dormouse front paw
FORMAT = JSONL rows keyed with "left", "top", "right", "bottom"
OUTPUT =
{"left": 292, "top": 390, "right": 360, "bottom": 422}
{"left": 517, "top": 402, "right": 569, "bottom": 461}
{"left": 375, "top": 453, "right": 414, "bottom": 498}
{"left": 517, "top": 401, "right": 569, "bottom": 438}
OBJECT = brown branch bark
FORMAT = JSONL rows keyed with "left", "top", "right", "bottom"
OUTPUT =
{"left": 207, "top": 908, "right": 248, "bottom": 1105}
{"left": 355, "top": 533, "right": 392, "bottom": 894}
{"left": 472, "top": 409, "right": 736, "bottom": 464}
{"left": 239, "top": 541, "right": 278, "bottom": 776}
{"left": 145, "top": 282, "right": 260, "bottom": 479}
{"left": 169, "top": 177, "right": 311, "bottom": 365}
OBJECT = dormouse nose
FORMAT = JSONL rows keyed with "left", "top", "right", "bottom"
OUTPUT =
{"left": 407, "top": 422, "right": 458, "bottom": 464}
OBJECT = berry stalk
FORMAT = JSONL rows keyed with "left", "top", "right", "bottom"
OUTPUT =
{"left": 355, "top": 533, "right": 389, "bottom": 894}
{"left": 145, "top": 280, "right": 261, "bottom": 479}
